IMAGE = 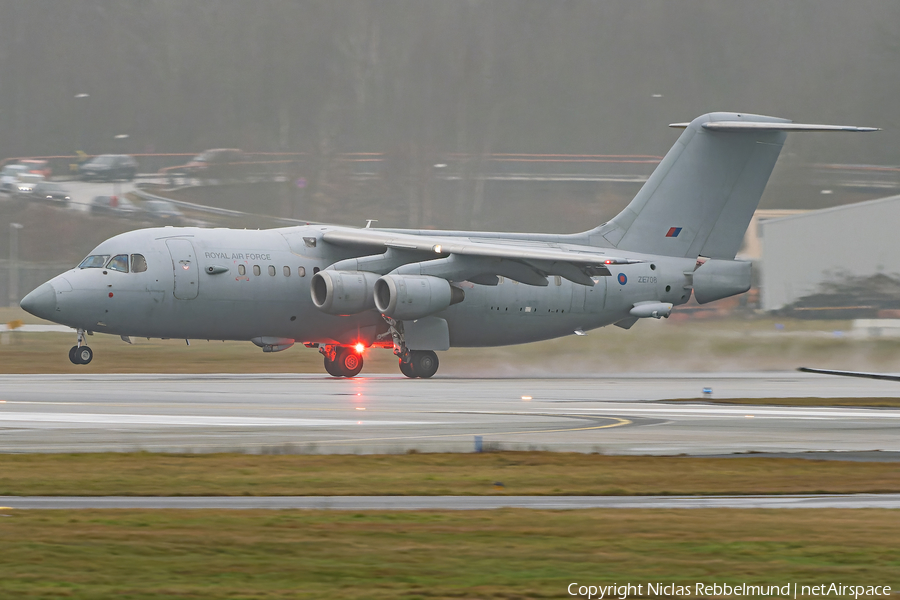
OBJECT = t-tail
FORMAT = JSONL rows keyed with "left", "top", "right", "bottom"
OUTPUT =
{"left": 590, "top": 112, "right": 878, "bottom": 259}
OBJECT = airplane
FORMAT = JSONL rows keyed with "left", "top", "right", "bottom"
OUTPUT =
{"left": 19, "top": 112, "right": 877, "bottom": 378}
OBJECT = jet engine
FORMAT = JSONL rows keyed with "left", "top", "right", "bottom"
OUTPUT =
{"left": 310, "top": 270, "right": 379, "bottom": 315}
{"left": 374, "top": 274, "right": 465, "bottom": 320}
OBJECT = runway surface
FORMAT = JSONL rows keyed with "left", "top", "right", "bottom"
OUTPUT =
{"left": 3, "top": 494, "right": 900, "bottom": 510}
{"left": 2, "top": 372, "right": 900, "bottom": 455}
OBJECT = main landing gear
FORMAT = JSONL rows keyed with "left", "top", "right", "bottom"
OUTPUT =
{"left": 68, "top": 329, "right": 93, "bottom": 365}
{"left": 398, "top": 350, "right": 439, "bottom": 379}
{"left": 320, "top": 345, "right": 364, "bottom": 378}
{"left": 381, "top": 317, "right": 440, "bottom": 379}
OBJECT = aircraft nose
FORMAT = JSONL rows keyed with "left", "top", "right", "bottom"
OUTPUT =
{"left": 20, "top": 282, "right": 57, "bottom": 320}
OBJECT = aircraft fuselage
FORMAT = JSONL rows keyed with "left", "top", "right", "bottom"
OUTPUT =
{"left": 32, "top": 225, "right": 693, "bottom": 348}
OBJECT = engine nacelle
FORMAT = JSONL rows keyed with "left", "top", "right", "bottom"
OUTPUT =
{"left": 374, "top": 274, "right": 464, "bottom": 320}
{"left": 310, "top": 270, "right": 379, "bottom": 315}
{"left": 693, "top": 259, "right": 752, "bottom": 305}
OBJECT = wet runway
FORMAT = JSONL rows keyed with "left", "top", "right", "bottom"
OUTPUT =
{"left": 1, "top": 372, "right": 900, "bottom": 455}
{"left": 4, "top": 494, "right": 900, "bottom": 510}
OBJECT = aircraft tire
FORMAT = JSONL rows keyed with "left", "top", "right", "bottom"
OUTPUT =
{"left": 411, "top": 350, "right": 438, "bottom": 379}
{"left": 68, "top": 346, "right": 80, "bottom": 364}
{"left": 323, "top": 356, "right": 343, "bottom": 377}
{"left": 337, "top": 347, "right": 364, "bottom": 378}
{"left": 398, "top": 359, "right": 417, "bottom": 378}
{"left": 75, "top": 346, "right": 93, "bottom": 365}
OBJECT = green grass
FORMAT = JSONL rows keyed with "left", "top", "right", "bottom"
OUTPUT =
{"left": 0, "top": 508, "right": 897, "bottom": 599}
{"left": 3, "top": 453, "right": 900, "bottom": 496}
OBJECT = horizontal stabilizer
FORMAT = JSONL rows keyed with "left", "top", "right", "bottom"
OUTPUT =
{"left": 669, "top": 121, "right": 879, "bottom": 132}
{"left": 797, "top": 367, "right": 900, "bottom": 382}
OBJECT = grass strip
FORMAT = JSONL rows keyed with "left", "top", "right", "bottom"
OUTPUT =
{"left": 2, "top": 452, "right": 900, "bottom": 496}
{"left": 0, "top": 508, "right": 897, "bottom": 599}
{"left": 669, "top": 397, "right": 900, "bottom": 408}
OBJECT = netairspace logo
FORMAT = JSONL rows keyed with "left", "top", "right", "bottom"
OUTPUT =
{"left": 567, "top": 582, "right": 892, "bottom": 599}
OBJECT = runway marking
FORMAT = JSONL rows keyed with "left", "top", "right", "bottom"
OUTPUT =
{"left": 0, "top": 412, "right": 435, "bottom": 428}
{"left": 305, "top": 416, "right": 631, "bottom": 446}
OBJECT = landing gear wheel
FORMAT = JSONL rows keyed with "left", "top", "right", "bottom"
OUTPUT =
{"left": 410, "top": 350, "right": 439, "bottom": 379}
{"left": 74, "top": 346, "right": 93, "bottom": 365}
{"left": 399, "top": 359, "right": 417, "bottom": 378}
{"left": 323, "top": 356, "right": 343, "bottom": 377}
{"left": 68, "top": 346, "right": 80, "bottom": 364}
{"left": 336, "top": 347, "right": 364, "bottom": 378}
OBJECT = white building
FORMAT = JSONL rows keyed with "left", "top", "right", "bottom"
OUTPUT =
{"left": 759, "top": 194, "right": 900, "bottom": 311}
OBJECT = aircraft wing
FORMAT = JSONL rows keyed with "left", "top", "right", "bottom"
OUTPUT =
{"left": 797, "top": 367, "right": 900, "bottom": 382}
{"left": 321, "top": 228, "right": 642, "bottom": 286}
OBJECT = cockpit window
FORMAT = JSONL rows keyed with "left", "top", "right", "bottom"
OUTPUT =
{"left": 107, "top": 254, "right": 129, "bottom": 273}
{"left": 131, "top": 254, "right": 147, "bottom": 273}
{"left": 79, "top": 254, "right": 110, "bottom": 269}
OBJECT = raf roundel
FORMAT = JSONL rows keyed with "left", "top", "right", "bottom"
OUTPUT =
{"left": 617, "top": 273, "right": 627, "bottom": 285}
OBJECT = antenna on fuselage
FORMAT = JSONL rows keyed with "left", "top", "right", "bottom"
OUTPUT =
{"left": 365, "top": 219, "right": 378, "bottom": 228}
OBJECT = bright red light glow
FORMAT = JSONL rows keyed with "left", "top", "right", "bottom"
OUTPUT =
{"left": 354, "top": 343, "right": 365, "bottom": 354}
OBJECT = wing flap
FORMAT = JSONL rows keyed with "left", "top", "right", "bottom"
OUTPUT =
{"left": 322, "top": 228, "right": 636, "bottom": 286}
{"left": 322, "top": 228, "right": 639, "bottom": 266}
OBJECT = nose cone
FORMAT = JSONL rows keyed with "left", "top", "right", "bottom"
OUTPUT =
{"left": 20, "top": 282, "right": 57, "bottom": 320}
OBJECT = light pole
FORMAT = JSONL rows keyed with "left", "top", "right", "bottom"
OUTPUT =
{"left": 74, "top": 93, "right": 90, "bottom": 166}
{"left": 9, "top": 223, "right": 23, "bottom": 307}
{"left": 113, "top": 134, "right": 129, "bottom": 199}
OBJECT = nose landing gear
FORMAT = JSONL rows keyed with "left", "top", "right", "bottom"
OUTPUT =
{"left": 69, "top": 329, "right": 93, "bottom": 365}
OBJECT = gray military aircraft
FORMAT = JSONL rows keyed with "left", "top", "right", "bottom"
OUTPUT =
{"left": 20, "top": 112, "right": 877, "bottom": 377}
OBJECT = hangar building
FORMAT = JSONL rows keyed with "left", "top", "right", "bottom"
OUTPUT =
{"left": 759, "top": 194, "right": 900, "bottom": 311}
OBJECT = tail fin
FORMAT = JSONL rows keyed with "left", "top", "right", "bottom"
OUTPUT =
{"left": 590, "top": 112, "right": 877, "bottom": 259}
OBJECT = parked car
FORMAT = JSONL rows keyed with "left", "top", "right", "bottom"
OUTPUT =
{"left": 142, "top": 199, "right": 184, "bottom": 224}
{"left": 182, "top": 148, "right": 246, "bottom": 179}
{"left": 0, "top": 164, "right": 29, "bottom": 194}
{"left": 19, "top": 159, "right": 51, "bottom": 178}
{"left": 78, "top": 154, "right": 138, "bottom": 181}
{"left": 14, "top": 173, "right": 45, "bottom": 197}
{"left": 90, "top": 195, "right": 142, "bottom": 217}
{"left": 25, "top": 182, "right": 71, "bottom": 205}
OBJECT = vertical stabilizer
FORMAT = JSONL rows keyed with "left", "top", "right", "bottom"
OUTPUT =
{"left": 593, "top": 112, "right": 788, "bottom": 259}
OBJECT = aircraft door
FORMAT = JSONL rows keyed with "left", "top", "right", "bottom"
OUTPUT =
{"left": 166, "top": 239, "right": 199, "bottom": 300}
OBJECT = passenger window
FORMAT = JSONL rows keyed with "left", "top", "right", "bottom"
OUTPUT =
{"left": 131, "top": 254, "right": 147, "bottom": 273}
{"left": 238, "top": 265, "right": 246, "bottom": 276}
{"left": 79, "top": 254, "right": 110, "bottom": 269}
{"left": 298, "top": 266, "right": 306, "bottom": 277}
{"left": 107, "top": 254, "right": 129, "bottom": 273}
{"left": 283, "top": 266, "right": 291, "bottom": 277}
{"left": 554, "top": 276, "right": 562, "bottom": 286}
{"left": 253, "top": 265, "right": 261, "bottom": 276}
{"left": 268, "top": 265, "right": 276, "bottom": 276}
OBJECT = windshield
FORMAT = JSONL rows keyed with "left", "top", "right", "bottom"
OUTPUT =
{"left": 79, "top": 254, "right": 110, "bottom": 269}
{"left": 92, "top": 155, "right": 116, "bottom": 165}
{"left": 1, "top": 166, "right": 25, "bottom": 176}
{"left": 107, "top": 254, "right": 129, "bottom": 273}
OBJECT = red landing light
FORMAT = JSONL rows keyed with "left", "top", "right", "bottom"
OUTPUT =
{"left": 354, "top": 343, "right": 365, "bottom": 354}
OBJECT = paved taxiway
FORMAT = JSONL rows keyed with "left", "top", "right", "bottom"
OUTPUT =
{"left": 3, "top": 494, "right": 900, "bottom": 510}
{"left": 2, "top": 372, "right": 900, "bottom": 455}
